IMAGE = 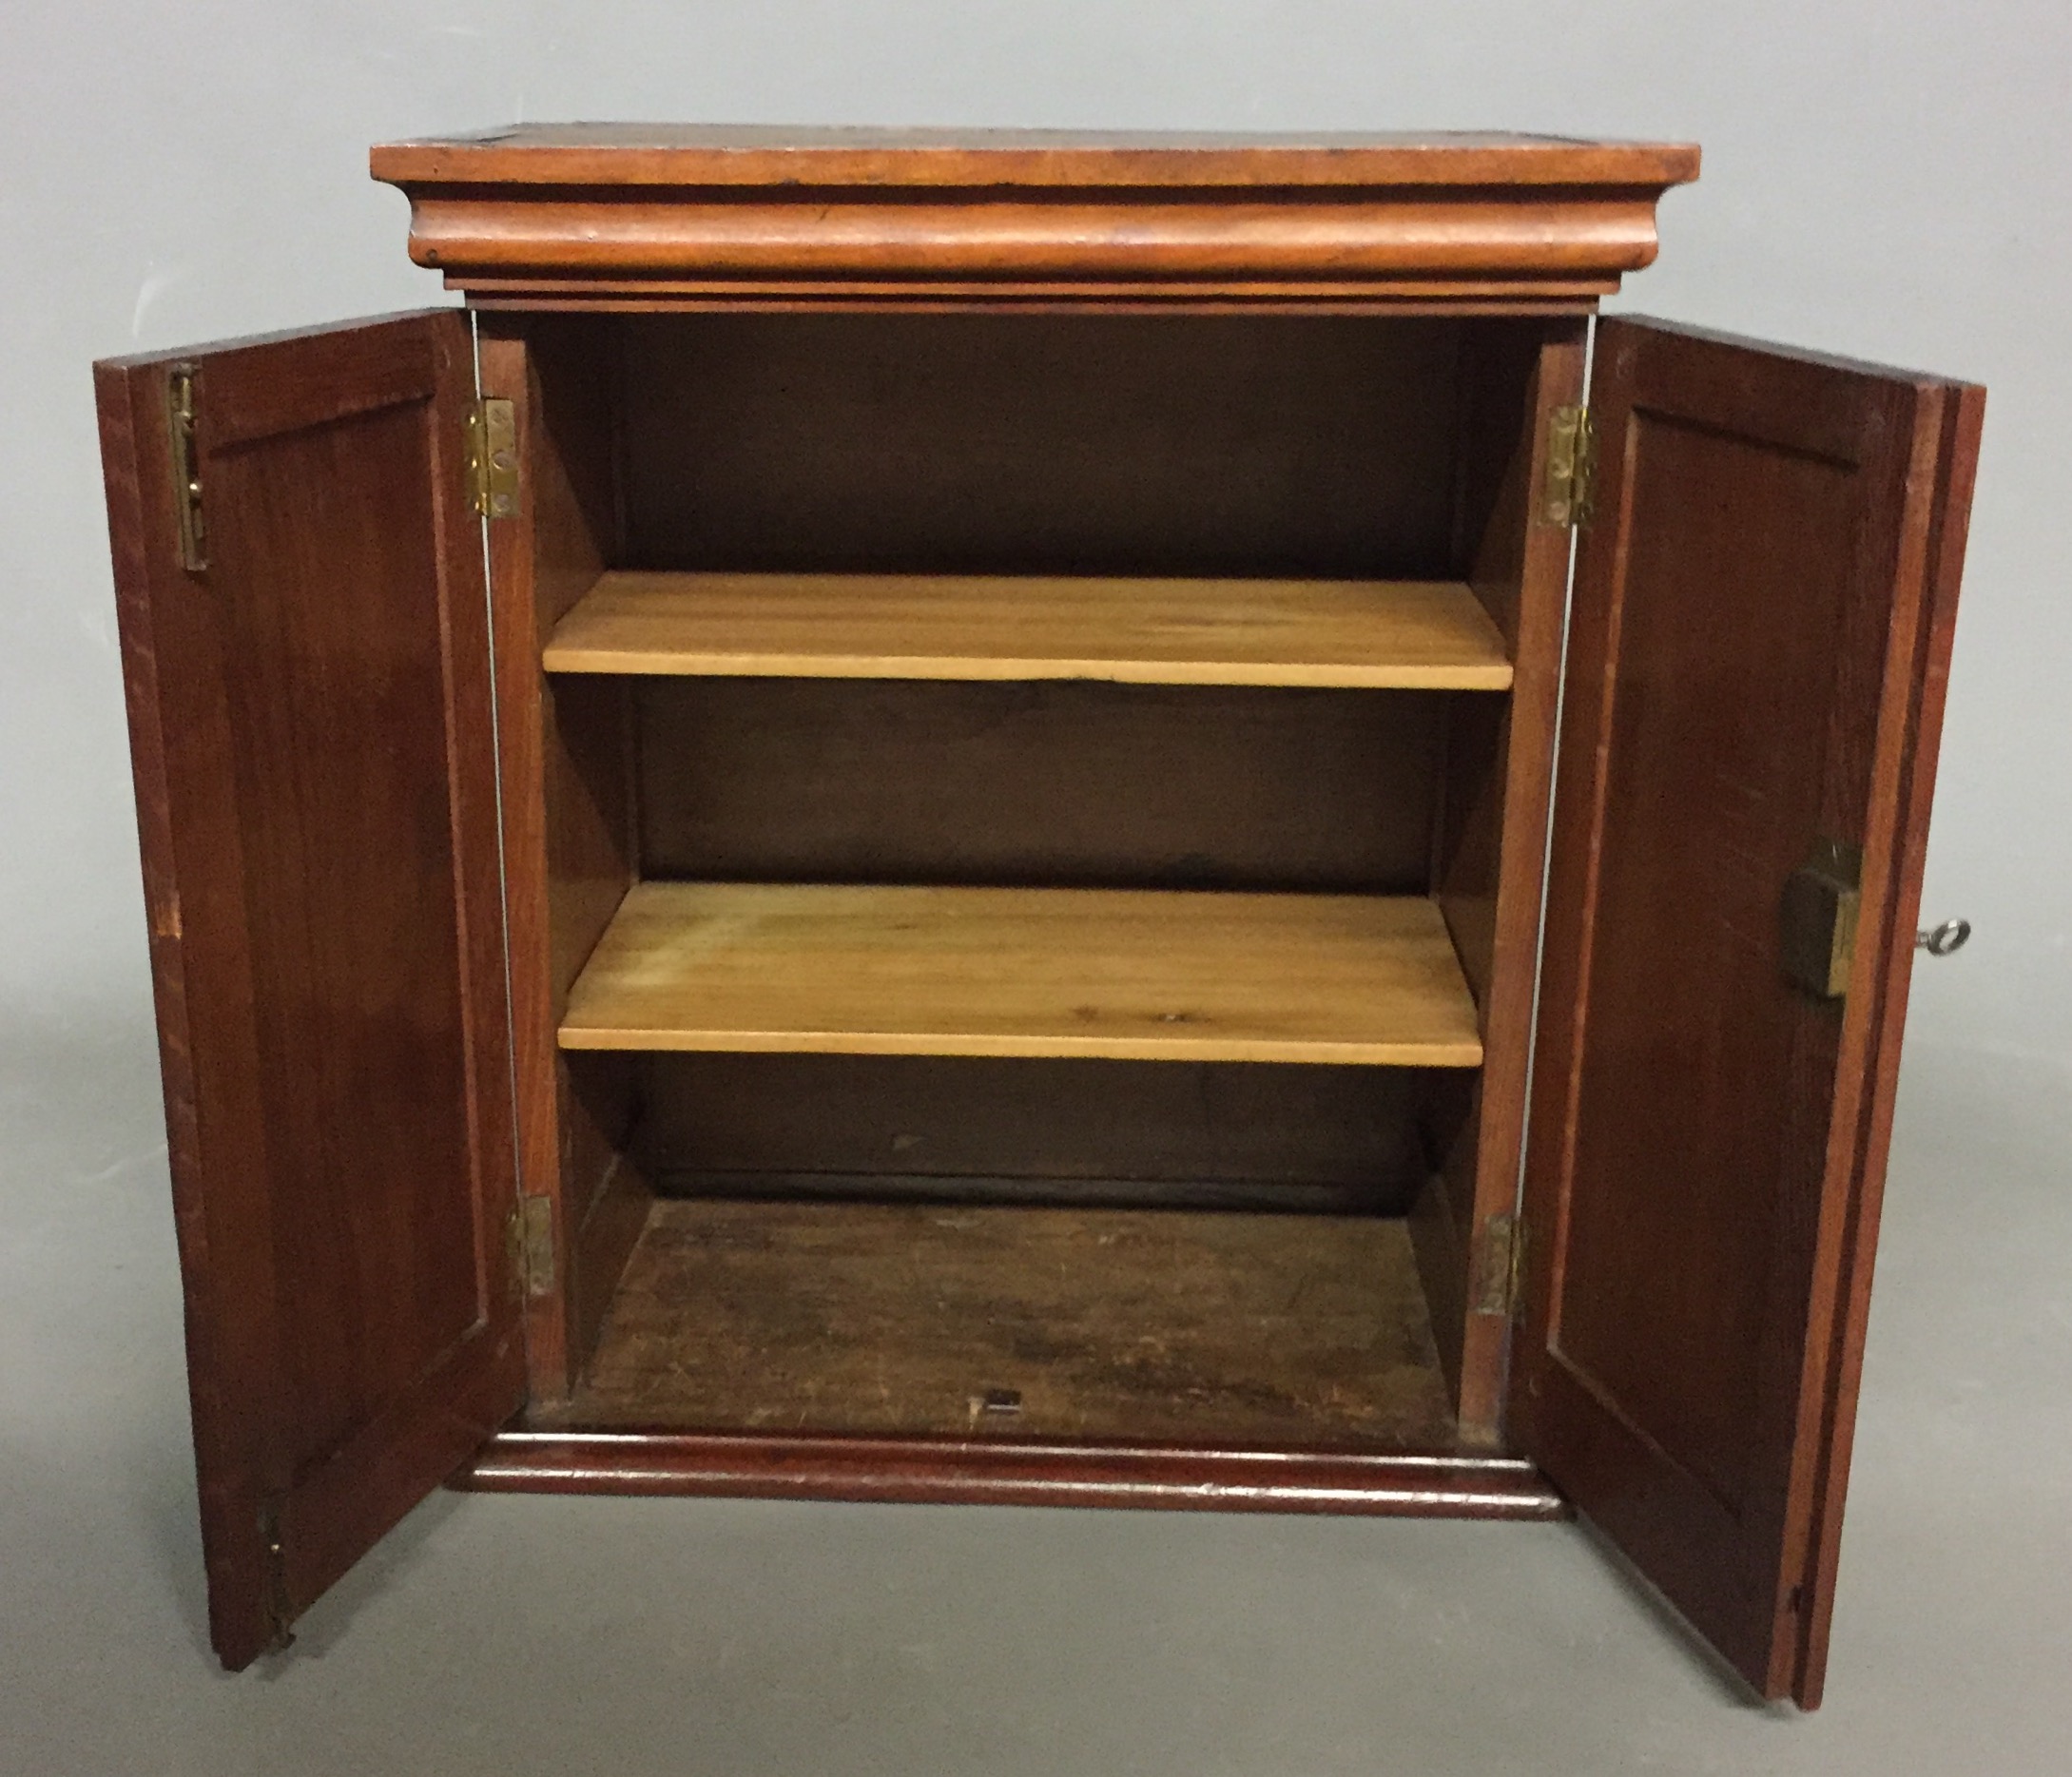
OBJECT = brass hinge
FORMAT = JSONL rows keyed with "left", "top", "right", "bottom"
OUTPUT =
{"left": 507, "top": 1196, "right": 555, "bottom": 1298}
{"left": 1781, "top": 836, "right": 1864, "bottom": 999}
{"left": 1539, "top": 403, "right": 1597, "bottom": 530}
{"left": 1474, "top": 1211, "right": 1526, "bottom": 1319}
{"left": 166, "top": 363, "right": 207, "bottom": 571}
{"left": 464, "top": 396, "right": 519, "bottom": 520}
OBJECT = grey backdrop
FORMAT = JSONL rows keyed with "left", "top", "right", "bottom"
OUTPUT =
{"left": 4, "top": 4, "right": 2067, "bottom": 1773}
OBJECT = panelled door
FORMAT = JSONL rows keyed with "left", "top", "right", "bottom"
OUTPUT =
{"left": 95, "top": 310, "right": 526, "bottom": 1671}
{"left": 1517, "top": 318, "right": 1984, "bottom": 1707}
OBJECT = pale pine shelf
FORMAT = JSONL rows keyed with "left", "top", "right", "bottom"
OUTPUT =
{"left": 558, "top": 882, "right": 1484, "bottom": 1067}
{"left": 541, "top": 570, "right": 1513, "bottom": 690}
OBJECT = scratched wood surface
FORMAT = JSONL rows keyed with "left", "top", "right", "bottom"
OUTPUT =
{"left": 557, "top": 1200, "right": 1457, "bottom": 1449}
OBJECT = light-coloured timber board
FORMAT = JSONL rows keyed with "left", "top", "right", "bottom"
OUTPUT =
{"left": 560, "top": 881, "right": 1484, "bottom": 1065}
{"left": 542, "top": 571, "right": 1514, "bottom": 689}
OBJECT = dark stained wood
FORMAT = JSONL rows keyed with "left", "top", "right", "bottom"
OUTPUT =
{"left": 541, "top": 676, "right": 639, "bottom": 991}
{"left": 1403, "top": 323, "right": 1585, "bottom": 1440}
{"left": 639, "top": 1054, "right": 1428, "bottom": 1211}
{"left": 107, "top": 128, "right": 1989, "bottom": 1701}
{"left": 477, "top": 319, "right": 650, "bottom": 1403}
{"left": 461, "top": 1432, "right": 1567, "bottom": 1519}
{"left": 561, "top": 1089, "right": 658, "bottom": 1380}
{"left": 1791, "top": 379, "right": 1985, "bottom": 1708}
{"left": 369, "top": 127, "right": 1697, "bottom": 308}
{"left": 549, "top": 1201, "right": 1458, "bottom": 1449}
{"left": 94, "top": 312, "right": 526, "bottom": 1671}
{"left": 97, "top": 333, "right": 264, "bottom": 1675}
{"left": 475, "top": 319, "right": 630, "bottom": 1001}
{"left": 1434, "top": 322, "right": 1585, "bottom": 1003}
{"left": 665, "top": 1172, "right": 1414, "bottom": 1216}
{"left": 1512, "top": 319, "right": 1985, "bottom": 1705}
{"left": 617, "top": 313, "right": 1466, "bottom": 579}
{"left": 1406, "top": 1072, "right": 1479, "bottom": 1418}
{"left": 638, "top": 679, "right": 1445, "bottom": 893}
{"left": 1432, "top": 700, "right": 1512, "bottom": 1010}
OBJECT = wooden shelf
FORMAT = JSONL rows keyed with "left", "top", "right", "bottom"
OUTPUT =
{"left": 559, "top": 882, "right": 1483, "bottom": 1066}
{"left": 542, "top": 571, "right": 1513, "bottom": 690}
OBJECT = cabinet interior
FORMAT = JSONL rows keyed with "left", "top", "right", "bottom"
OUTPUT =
{"left": 496, "top": 309, "right": 1563, "bottom": 1454}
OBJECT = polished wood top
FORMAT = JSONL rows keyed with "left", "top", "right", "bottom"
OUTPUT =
{"left": 372, "top": 125, "right": 1699, "bottom": 190}
{"left": 370, "top": 124, "right": 1698, "bottom": 308}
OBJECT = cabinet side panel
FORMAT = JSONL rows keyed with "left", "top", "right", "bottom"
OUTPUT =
{"left": 1792, "top": 382, "right": 1985, "bottom": 1708}
{"left": 1415, "top": 322, "right": 1584, "bottom": 1439}
{"left": 480, "top": 318, "right": 645, "bottom": 1401}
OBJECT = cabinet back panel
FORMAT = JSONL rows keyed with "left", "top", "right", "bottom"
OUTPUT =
{"left": 617, "top": 314, "right": 1464, "bottom": 577}
{"left": 638, "top": 678, "right": 1444, "bottom": 892}
{"left": 638, "top": 1053, "right": 1429, "bottom": 1211}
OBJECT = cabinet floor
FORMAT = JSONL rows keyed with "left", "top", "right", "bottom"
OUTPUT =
{"left": 544, "top": 1199, "right": 1458, "bottom": 1449}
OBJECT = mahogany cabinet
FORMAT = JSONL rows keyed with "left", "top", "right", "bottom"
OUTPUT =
{"left": 93, "top": 127, "right": 1985, "bottom": 1704}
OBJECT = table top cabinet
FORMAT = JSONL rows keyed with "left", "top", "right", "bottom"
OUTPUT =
{"left": 92, "top": 126, "right": 1985, "bottom": 1705}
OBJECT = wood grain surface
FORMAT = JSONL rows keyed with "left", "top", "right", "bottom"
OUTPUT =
{"left": 1512, "top": 318, "right": 1985, "bottom": 1707}
{"left": 369, "top": 126, "right": 1697, "bottom": 307}
{"left": 634, "top": 679, "right": 1446, "bottom": 895}
{"left": 544, "top": 571, "right": 1513, "bottom": 688}
{"left": 372, "top": 125, "right": 1700, "bottom": 188}
{"left": 559, "top": 883, "right": 1484, "bottom": 1065}
{"left": 461, "top": 1432, "right": 1567, "bottom": 1518}
{"left": 552, "top": 1201, "right": 1457, "bottom": 1449}
{"left": 637, "top": 1053, "right": 1430, "bottom": 1211}
{"left": 1431, "top": 322, "right": 1589, "bottom": 1439}
{"left": 94, "top": 313, "right": 525, "bottom": 1671}
{"left": 475, "top": 318, "right": 647, "bottom": 1404}
{"left": 613, "top": 313, "right": 1465, "bottom": 579}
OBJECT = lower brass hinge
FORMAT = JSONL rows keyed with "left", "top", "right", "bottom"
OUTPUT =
{"left": 464, "top": 396, "right": 519, "bottom": 519}
{"left": 1540, "top": 403, "right": 1597, "bottom": 530}
{"left": 508, "top": 1196, "right": 555, "bottom": 1298}
{"left": 1475, "top": 1211, "right": 1526, "bottom": 1319}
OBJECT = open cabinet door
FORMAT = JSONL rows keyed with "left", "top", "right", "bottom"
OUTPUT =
{"left": 95, "top": 311, "right": 527, "bottom": 1670}
{"left": 1515, "top": 319, "right": 1984, "bottom": 1706}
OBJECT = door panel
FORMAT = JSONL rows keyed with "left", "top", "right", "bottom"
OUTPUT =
{"left": 95, "top": 310, "right": 525, "bottom": 1670}
{"left": 1517, "top": 318, "right": 1983, "bottom": 1705}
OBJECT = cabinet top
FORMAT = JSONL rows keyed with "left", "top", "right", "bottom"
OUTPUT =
{"left": 369, "top": 124, "right": 1700, "bottom": 312}
{"left": 370, "top": 124, "right": 1699, "bottom": 191}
